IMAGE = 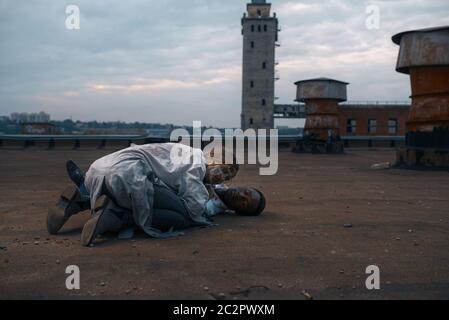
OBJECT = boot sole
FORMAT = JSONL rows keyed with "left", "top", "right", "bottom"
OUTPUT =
{"left": 46, "top": 186, "right": 85, "bottom": 235}
{"left": 47, "top": 206, "right": 70, "bottom": 235}
{"left": 81, "top": 197, "right": 108, "bottom": 247}
{"left": 81, "top": 213, "right": 102, "bottom": 247}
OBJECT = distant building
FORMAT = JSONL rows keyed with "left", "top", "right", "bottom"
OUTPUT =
{"left": 275, "top": 102, "right": 410, "bottom": 136}
{"left": 240, "top": 2, "right": 411, "bottom": 138}
{"left": 241, "top": 0, "right": 279, "bottom": 130}
{"left": 84, "top": 128, "right": 146, "bottom": 135}
{"left": 11, "top": 112, "right": 50, "bottom": 124}
{"left": 20, "top": 123, "right": 60, "bottom": 135}
{"left": 338, "top": 103, "right": 410, "bottom": 136}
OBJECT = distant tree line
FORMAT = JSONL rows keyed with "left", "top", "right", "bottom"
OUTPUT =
{"left": 51, "top": 119, "right": 174, "bottom": 133}
{"left": 0, "top": 118, "right": 175, "bottom": 135}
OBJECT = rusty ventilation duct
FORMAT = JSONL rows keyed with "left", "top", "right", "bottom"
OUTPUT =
{"left": 393, "top": 26, "right": 449, "bottom": 168}
{"left": 293, "top": 78, "right": 348, "bottom": 153}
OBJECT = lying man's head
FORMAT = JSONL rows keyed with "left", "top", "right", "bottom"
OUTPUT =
{"left": 216, "top": 187, "right": 266, "bottom": 216}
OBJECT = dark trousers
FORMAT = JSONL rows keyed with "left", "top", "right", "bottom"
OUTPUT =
{"left": 152, "top": 185, "right": 193, "bottom": 231}
{"left": 100, "top": 183, "right": 194, "bottom": 233}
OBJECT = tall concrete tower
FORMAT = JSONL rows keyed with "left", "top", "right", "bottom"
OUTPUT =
{"left": 241, "top": 0, "right": 278, "bottom": 130}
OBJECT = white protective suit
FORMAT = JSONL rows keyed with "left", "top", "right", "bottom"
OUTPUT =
{"left": 84, "top": 143, "right": 211, "bottom": 238}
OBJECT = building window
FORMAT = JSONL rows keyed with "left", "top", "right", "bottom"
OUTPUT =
{"left": 262, "top": 99, "right": 266, "bottom": 106}
{"left": 264, "top": 25, "right": 267, "bottom": 32}
{"left": 257, "top": 10, "right": 261, "bottom": 17}
{"left": 368, "top": 119, "right": 377, "bottom": 134}
{"left": 262, "top": 62, "right": 266, "bottom": 69}
{"left": 251, "top": 25, "right": 255, "bottom": 32}
{"left": 388, "top": 119, "right": 398, "bottom": 134}
{"left": 250, "top": 80, "right": 254, "bottom": 88}
{"left": 258, "top": 25, "right": 262, "bottom": 32}
{"left": 251, "top": 41, "right": 254, "bottom": 48}
{"left": 250, "top": 118, "right": 254, "bottom": 125}
{"left": 347, "top": 119, "right": 357, "bottom": 134}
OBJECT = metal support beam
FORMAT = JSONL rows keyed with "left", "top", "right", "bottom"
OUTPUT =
{"left": 48, "top": 139, "right": 55, "bottom": 149}
{"left": 390, "top": 140, "right": 396, "bottom": 148}
{"left": 24, "top": 140, "right": 35, "bottom": 148}
{"left": 98, "top": 139, "right": 106, "bottom": 149}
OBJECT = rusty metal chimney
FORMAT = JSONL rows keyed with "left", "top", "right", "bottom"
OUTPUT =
{"left": 293, "top": 78, "right": 348, "bottom": 153}
{"left": 393, "top": 26, "right": 449, "bottom": 168}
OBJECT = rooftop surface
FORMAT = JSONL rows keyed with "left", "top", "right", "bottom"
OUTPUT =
{"left": 0, "top": 148, "right": 448, "bottom": 299}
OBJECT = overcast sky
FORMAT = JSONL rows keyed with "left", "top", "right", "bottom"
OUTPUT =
{"left": 0, "top": 0, "right": 448, "bottom": 127}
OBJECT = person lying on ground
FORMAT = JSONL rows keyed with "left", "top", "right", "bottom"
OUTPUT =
{"left": 47, "top": 143, "right": 266, "bottom": 247}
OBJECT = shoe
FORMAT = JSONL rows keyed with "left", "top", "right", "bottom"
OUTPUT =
{"left": 81, "top": 211, "right": 103, "bottom": 247}
{"left": 81, "top": 197, "right": 122, "bottom": 247}
{"left": 66, "top": 160, "right": 85, "bottom": 187}
{"left": 47, "top": 207, "right": 70, "bottom": 235}
{"left": 47, "top": 185, "right": 89, "bottom": 235}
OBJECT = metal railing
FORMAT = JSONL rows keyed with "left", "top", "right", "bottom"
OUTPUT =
{"left": 341, "top": 100, "right": 411, "bottom": 106}
{"left": 0, "top": 134, "right": 168, "bottom": 149}
{"left": 0, "top": 133, "right": 405, "bottom": 150}
{"left": 0, "top": 134, "right": 148, "bottom": 141}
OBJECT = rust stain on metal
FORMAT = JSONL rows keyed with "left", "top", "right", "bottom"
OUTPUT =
{"left": 303, "top": 99, "right": 341, "bottom": 141}
{"left": 407, "top": 67, "right": 449, "bottom": 132}
{"left": 295, "top": 78, "right": 348, "bottom": 141}
{"left": 393, "top": 26, "right": 449, "bottom": 168}
{"left": 393, "top": 27, "right": 449, "bottom": 74}
{"left": 293, "top": 78, "right": 348, "bottom": 153}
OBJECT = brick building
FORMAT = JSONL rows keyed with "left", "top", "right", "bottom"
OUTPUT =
{"left": 338, "top": 103, "right": 410, "bottom": 137}
{"left": 20, "top": 123, "right": 60, "bottom": 135}
{"left": 240, "top": 1, "right": 412, "bottom": 139}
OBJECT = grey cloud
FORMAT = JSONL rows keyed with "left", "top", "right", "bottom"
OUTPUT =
{"left": 0, "top": 0, "right": 448, "bottom": 126}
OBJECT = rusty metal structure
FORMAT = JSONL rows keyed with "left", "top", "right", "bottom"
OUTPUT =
{"left": 293, "top": 78, "right": 348, "bottom": 153}
{"left": 393, "top": 26, "right": 449, "bottom": 168}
